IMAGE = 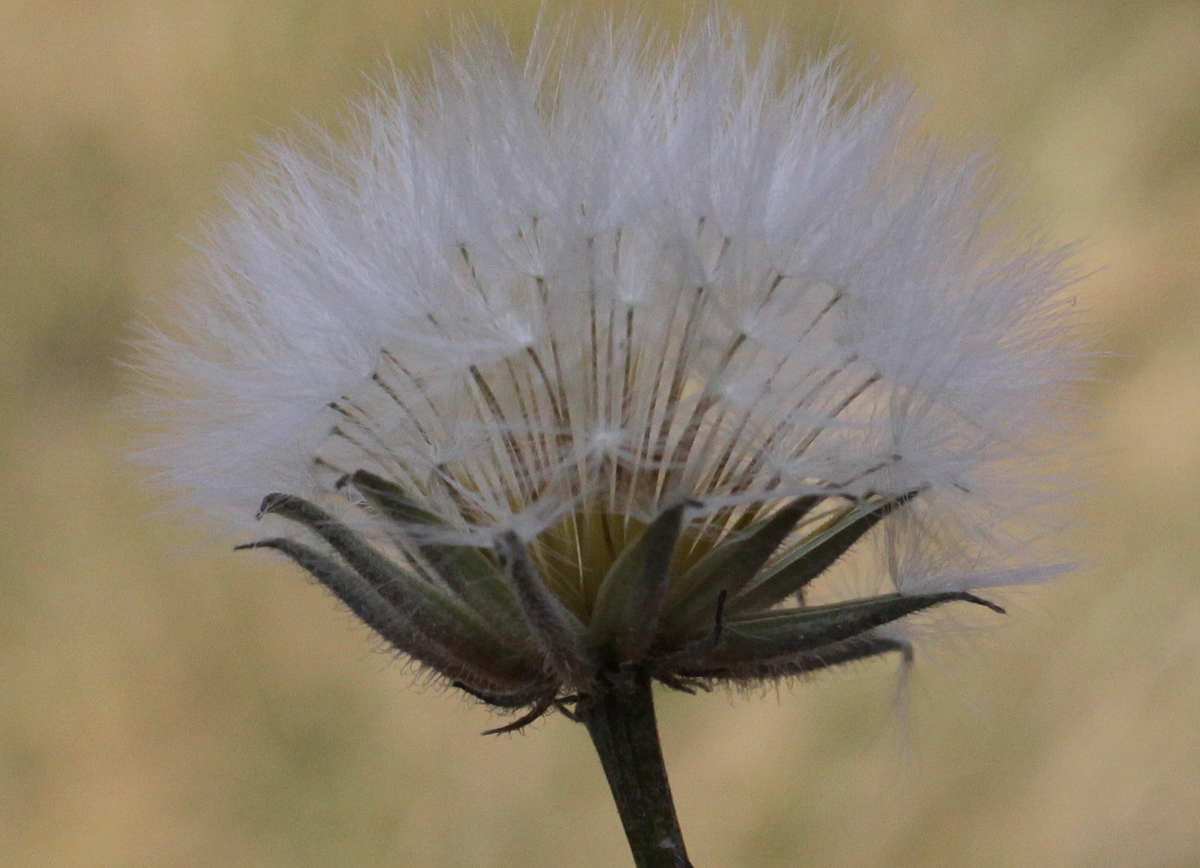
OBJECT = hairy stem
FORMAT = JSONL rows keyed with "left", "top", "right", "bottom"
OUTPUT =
{"left": 579, "top": 668, "right": 693, "bottom": 868}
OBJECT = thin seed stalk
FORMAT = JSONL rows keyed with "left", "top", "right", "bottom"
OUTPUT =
{"left": 579, "top": 667, "right": 692, "bottom": 868}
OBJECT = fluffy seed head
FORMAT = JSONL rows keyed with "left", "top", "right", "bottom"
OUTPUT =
{"left": 134, "top": 15, "right": 1084, "bottom": 713}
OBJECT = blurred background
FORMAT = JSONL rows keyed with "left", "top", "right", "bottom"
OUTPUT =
{"left": 1, "top": 1, "right": 1198, "bottom": 866}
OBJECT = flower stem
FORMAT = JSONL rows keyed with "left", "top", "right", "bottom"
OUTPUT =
{"left": 579, "top": 667, "right": 693, "bottom": 868}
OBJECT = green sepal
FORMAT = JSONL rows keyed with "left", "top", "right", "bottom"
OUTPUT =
{"left": 685, "top": 591, "right": 1000, "bottom": 669}
{"left": 343, "top": 469, "right": 444, "bottom": 525}
{"left": 728, "top": 492, "right": 916, "bottom": 616}
{"left": 661, "top": 496, "right": 821, "bottom": 633}
{"left": 236, "top": 537, "right": 534, "bottom": 691}
{"left": 494, "top": 531, "right": 595, "bottom": 690}
{"left": 672, "top": 633, "right": 909, "bottom": 682}
{"left": 347, "top": 470, "right": 528, "bottom": 642}
{"left": 588, "top": 502, "right": 689, "bottom": 661}
{"left": 258, "top": 493, "right": 542, "bottom": 684}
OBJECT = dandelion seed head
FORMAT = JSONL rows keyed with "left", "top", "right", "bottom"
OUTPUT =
{"left": 132, "top": 13, "right": 1086, "bottom": 708}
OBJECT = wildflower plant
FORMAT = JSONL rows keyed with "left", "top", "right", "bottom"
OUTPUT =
{"left": 136, "top": 14, "right": 1083, "bottom": 868}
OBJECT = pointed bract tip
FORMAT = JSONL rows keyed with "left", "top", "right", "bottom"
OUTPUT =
{"left": 959, "top": 593, "right": 1006, "bottom": 615}
{"left": 233, "top": 538, "right": 283, "bottom": 552}
{"left": 257, "top": 492, "right": 293, "bottom": 519}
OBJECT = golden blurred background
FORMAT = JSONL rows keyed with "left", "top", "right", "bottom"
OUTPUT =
{"left": 2, "top": 1, "right": 1198, "bottom": 865}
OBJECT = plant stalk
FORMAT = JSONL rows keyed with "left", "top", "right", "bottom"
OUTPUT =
{"left": 579, "top": 667, "right": 693, "bottom": 868}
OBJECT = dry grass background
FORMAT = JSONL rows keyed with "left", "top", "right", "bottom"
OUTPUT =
{"left": 1, "top": 1, "right": 1198, "bottom": 866}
